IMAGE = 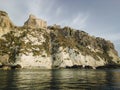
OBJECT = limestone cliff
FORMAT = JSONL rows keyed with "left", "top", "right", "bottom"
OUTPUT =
{"left": 0, "top": 11, "right": 119, "bottom": 69}
{"left": 0, "top": 11, "right": 14, "bottom": 37}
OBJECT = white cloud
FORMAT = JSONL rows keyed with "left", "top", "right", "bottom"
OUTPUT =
{"left": 99, "top": 33, "right": 120, "bottom": 41}
{"left": 89, "top": 27, "right": 120, "bottom": 42}
{"left": 0, "top": 0, "right": 90, "bottom": 28}
{"left": 0, "top": 0, "right": 57, "bottom": 25}
{"left": 70, "top": 12, "right": 90, "bottom": 29}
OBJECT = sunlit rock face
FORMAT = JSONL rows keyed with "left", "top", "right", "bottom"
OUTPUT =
{"left": 14, "top": 28, "right": 52, "bottom": 69}
{"left": 0, "top": 10, "right": 120, "bottom": 69}
{"left": 51, "top": 47, "right": 105, "bottom": 68}
{"left": 0, "top": 11, "right": 14, "bottom": 37}
{"left": 24, "top": 14, "right": 47, "bottom": 29}
{"left": 49, "top": 26, "right": 120, "bottom": 68}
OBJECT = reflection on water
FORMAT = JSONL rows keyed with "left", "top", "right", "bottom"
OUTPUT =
{"left": 0, "top": 69, "right": 120, "bottom": 90}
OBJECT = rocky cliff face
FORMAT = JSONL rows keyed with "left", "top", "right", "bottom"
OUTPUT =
{"left": 0, "top": 11, "right": 14, "bottom": 37}
{"left": 0, "top": 11, "right": 119, "bottom": 69}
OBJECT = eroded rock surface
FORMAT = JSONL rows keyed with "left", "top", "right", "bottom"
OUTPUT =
{"left": 0, "top": 11, "right": 120, "bottom": 69}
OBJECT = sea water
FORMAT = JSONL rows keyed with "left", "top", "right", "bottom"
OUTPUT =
{"left": 0, "top": 69, "right": 120, "bottom": 90}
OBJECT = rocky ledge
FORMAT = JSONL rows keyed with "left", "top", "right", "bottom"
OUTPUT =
{"left": 0, "top": 64, "right": 21, "bottom": 70}
{"left": 66, "top": 64, "right": 120, "bottom": 69}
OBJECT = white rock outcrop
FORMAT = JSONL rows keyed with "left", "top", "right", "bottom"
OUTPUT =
{"left": 0, "top": 10, "right": 120, "bottom": 69}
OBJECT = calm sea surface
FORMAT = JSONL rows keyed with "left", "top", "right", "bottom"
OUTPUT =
{"left": 0, "top": 69, "right": 120, "bottom": 90}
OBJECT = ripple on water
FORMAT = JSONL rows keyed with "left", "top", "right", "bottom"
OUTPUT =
{"left": 0, "top": 69, "right": 120, "bottom": 89}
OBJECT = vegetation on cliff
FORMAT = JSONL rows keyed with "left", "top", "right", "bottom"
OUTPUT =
{"left": 0, "top": 10, "right": 119, "bottom": 69}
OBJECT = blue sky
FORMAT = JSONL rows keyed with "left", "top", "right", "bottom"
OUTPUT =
{"left": 0, "top": 0, "right": 119, "bottom": 55}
